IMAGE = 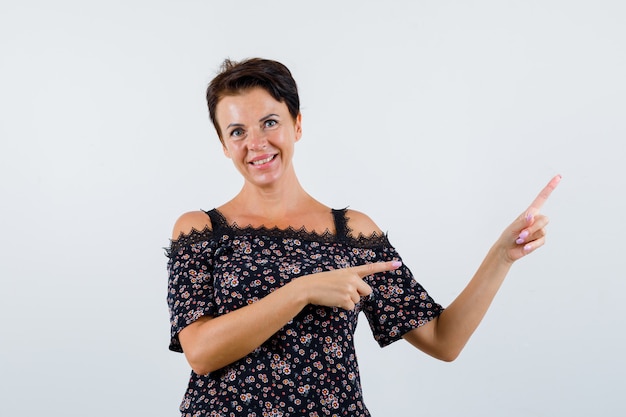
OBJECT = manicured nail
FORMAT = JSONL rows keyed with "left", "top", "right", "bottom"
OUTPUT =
{"left": 516, "top": 230, "right": 529, "bottom": 244}
{"left": 391, "top": 261, "right": 402, "bottom": 268}
{"left": 523, "top": 243, "right": 532, "bottom": 252}
{"left": 526, "top": 212, "right": 534, "bottom": 222}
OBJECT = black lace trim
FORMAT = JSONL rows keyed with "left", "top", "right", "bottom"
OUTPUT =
{"left": 337, "top": 207, "right": 391, "bottom": 247}
{"left": 165, "top": 226, "right": 215, "bottom": 258}
{"left": 225, "top": 222, "right": 388, "bottom": 246}
{"left": 165, "top": 211, "right": 390, "bottom": 257}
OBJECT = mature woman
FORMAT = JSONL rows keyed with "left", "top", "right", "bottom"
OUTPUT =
{"left": 166, "top": 58, "right": 560, "bottom": 416}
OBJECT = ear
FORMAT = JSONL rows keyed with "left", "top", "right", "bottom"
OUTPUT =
{"left": 294, "top": 112, "right": 303, "bottom": 142}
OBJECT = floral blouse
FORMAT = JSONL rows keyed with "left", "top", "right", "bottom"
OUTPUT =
{"left": 166, "top": 208, "right": 443, "bottom": 416}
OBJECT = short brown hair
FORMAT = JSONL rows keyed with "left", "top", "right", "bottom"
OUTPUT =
{"left": 206, "top": 58, "right": 300, "bottom": 142}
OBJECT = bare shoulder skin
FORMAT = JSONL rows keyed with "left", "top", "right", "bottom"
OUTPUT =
{"left": 171, "top": 210, "right": 213, "bottom": 240}
{"left": 344, "top": 209, "right": 385, "bottom": 238}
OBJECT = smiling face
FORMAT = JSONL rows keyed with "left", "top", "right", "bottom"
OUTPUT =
{"left": 216, "top": 87, "right": 302, "bottom": 189}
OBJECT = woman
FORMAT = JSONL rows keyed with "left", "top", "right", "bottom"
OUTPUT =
{"left": 166, "top": 58, "right": 560, "bottom": 416}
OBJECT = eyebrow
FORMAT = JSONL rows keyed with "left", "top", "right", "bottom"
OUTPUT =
{"left": 226, "top": 113, "right": 280, "bottom": 130}
{"left": 226, "top": 122, "right": 244, "bottom": 130}
{"left": 259, "top": 113, "right": 280, "bottom": 122}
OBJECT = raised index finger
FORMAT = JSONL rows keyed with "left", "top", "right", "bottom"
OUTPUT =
{"left": 527, "top": 174, "right": 562, "bottom": 214}
{"left": 353, "top": 261, "right": 402, "bottom": 278}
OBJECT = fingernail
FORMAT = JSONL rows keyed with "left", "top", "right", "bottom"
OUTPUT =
{"left": 516, "top": 230, "right": 529, "bottom": 244}
{"left": 523, "top": 243, "right": 532, "bottom": 252}
{"left": 526, "top": 212, "right": 534, "bottom": 222}
{"left": 391, "top": 261, "right": 402, "bottom": 268}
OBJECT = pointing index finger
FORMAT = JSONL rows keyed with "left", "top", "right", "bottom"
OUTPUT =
{"left": 354, "top": 261, "right": 402, "bottom": 278}
{"left": 527, "top": 174, "right": 562, "bottom": 215}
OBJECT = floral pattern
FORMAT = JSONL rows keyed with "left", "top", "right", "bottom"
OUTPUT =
{"left": 166, "top": 209, "right": 442, "bottom": 416}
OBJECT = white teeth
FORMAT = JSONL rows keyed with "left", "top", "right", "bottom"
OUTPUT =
{"left": 251, "top": 155, "right": 274, "bottom": 165}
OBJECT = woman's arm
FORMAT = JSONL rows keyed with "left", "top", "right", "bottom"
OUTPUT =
{"left": 403, "top": 175, "right": 561, "bottom": 361}
{"left": 179, "top": 262, "right": 398, "bottom": 374}
{"left": 172, "top": 210, "right": 401, "bottom": 374}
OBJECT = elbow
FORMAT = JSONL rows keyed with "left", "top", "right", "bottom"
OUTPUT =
{"left": 179, "top": 322, "right": 223, "bottom": 375}
{"left": 191, "top": 366, "right": 212, "bottom": 376}
{"left": 408, "top": 342, "right": 462, "bottom": 362}
{"left": 415, "top": 341, "right": 462, "bottom": 362}
{"left": 189, "top": 360, "right": 219, "bottom": 376}
{"left": 434, "top": 344, "right": 465, "bottom": 362}
{"left": 184, "top": 349, "right": 219, "bottom": 376}
{"left": 436, "top": 350, "right": 460, "bottom": 363}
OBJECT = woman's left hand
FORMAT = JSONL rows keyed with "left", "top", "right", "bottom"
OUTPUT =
{"left": 497, "top": 174, "right": 562, "bottom": 264}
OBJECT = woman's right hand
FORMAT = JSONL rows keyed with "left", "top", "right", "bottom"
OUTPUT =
{"left": 297, "top": 261, "right": 402, "bottom": 310}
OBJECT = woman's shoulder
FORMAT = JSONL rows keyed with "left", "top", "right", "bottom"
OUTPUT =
{"left": 343, "top": 208, "right": 385, "bottom": 238}
{"left": 171, "top": 210, "right": 213, "bottom": 240}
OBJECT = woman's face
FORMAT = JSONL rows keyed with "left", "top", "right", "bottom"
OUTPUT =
{"left": 216, "top": 87, "right": 302, "bottom": 189}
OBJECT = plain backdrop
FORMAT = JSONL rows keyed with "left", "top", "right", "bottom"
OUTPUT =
{"left": 1, "top": 1, "right": 625, "bottom": 416}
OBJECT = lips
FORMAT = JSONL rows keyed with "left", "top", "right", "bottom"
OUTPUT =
{"left": 249, "top": 154, "right": 277, "bottom": 166}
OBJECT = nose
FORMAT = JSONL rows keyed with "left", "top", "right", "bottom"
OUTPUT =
{"left": 247, "top": 128, "right": 267, "bottom": 151}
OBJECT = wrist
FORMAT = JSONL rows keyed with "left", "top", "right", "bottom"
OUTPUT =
{"left": 488, "top": 244, "right": 515, "bottom": 269}
{"left": 283, "top": 276, "right": 311, "bottom": 308}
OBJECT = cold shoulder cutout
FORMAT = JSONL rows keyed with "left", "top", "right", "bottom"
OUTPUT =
{"left": 343, "top": 209, "right": 385, "bottom": 240}
{"left": 171, "top": 210, "right": 213, "bottom": 240}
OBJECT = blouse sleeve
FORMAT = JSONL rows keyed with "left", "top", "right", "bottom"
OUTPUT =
{"left": 361, "top": 244, "right": 443, "bottom": 348}
{"left": 166, "top": 238, "right": 217, "bottom": 353}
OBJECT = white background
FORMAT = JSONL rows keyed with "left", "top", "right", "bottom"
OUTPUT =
{"left": 1, "top": 1, "right": 625, "bottom": 415}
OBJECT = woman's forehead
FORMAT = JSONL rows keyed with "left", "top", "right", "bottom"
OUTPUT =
{"left": 217, "top": 88, "right": 288, "bottom": 122}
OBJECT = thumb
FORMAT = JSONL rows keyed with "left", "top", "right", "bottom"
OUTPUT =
{"left": 514, "top": 211, "right": 535, "bottom": 245}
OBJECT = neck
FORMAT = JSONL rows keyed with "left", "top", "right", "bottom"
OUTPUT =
{"left": 231, "top": 170, "right": 315, "bottom": 219}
